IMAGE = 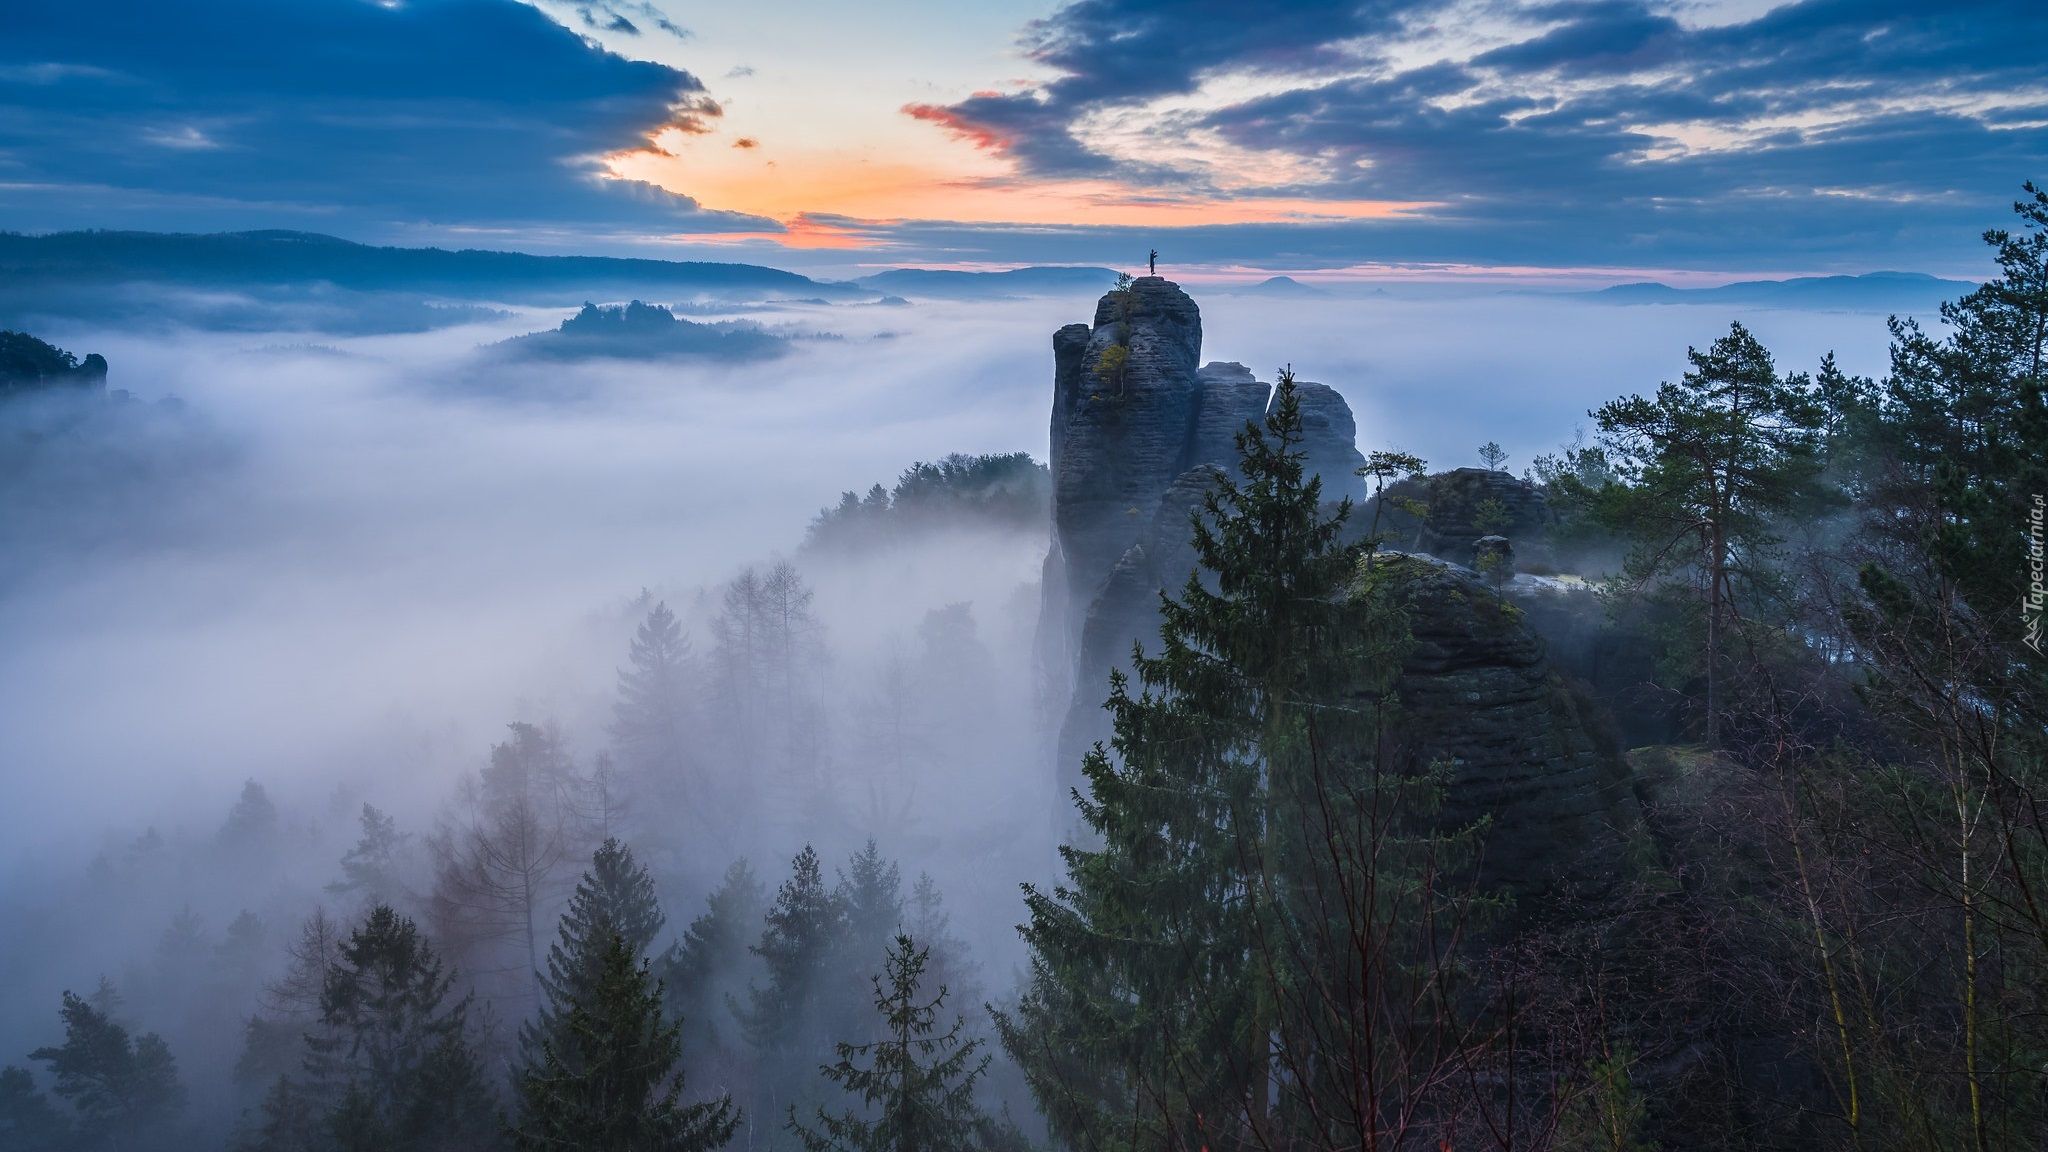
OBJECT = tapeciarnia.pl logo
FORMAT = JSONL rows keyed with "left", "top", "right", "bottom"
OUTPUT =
{"left": 2028, "top": 494, "right": 2045, "bottom": 655}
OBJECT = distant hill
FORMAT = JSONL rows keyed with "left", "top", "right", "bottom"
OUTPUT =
{"left": 1231, "top": 275, "right": 1330, "bottom": 297}
{"left": 490, "top": 300, "right": 785, "bottom": 363}
{"left": 0, "top": 229, "right": 854, "bottom": 301}
{"left": 1586, "top": 271, "right": 1977, "bottom": 310}
{"left": 854, "top": 266, "right": 1119, "bottom": 299}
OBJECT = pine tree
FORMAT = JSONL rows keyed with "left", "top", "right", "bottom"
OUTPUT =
{"left": 787, "top": 935, "right": 991, "bottom": 1152}
{"left": 1590, "top": 321, "right": 1826, "bottom": 746}
{"left": 999, "top": 371, "right": 1476, "bottom": 1152}
{"left": 29, "top": 989, "right": 185, "bottom": 1149}
{"left": 512, "top": 934, "right": 737, "bottom": 1152}
{"left": 522, "top": 839, "right": 667, "bottom": 1067}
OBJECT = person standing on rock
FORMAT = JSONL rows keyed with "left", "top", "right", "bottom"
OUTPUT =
{"left": 1148, "top": 248, "right": 1158, "bottom": 275}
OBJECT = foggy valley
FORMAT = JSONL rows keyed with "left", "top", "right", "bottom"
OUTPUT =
{"left": 2, "top": 0, "right": 2042, "bottom": 1144}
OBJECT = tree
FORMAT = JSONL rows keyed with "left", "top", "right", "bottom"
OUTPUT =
{"left": 836, "top": 841, "right": 902, "bottom": 982}
{"left": 523, "top": 839, "right": 667, "bottom": 1067}
{"left": 1801, "top": 181, "right": 2048, "bottom": 1148}
{"left": 741, "top": 847, "right": 844, "bottom": 1066}
{"left": 432, "top": 723, "right": 584, "bottom": 1006}
{"left": 219, "top": 780, "right": 281, "bottom": 859}
{"left": 1478, "top": 441, "right": 1508, "bottom": 471}
{"left": 663, "top": 861, "right": 766, "bottom": 1075}
{"left": 330, "top": 805, "right": 410, "bottom": 911}
{"left": 612, "top": 602, "right": 697, "bottom": 801}
{"left": 512, "top": 931, "right": 737, "bottom": 1152}
{"left": 788, "top": 936, "right": 992, "bottom": 1152}
{"left": 29, "top": 990, "right": 184, "bottom": 1150}
{"left": 305, "top": 905, "right": 497, "bottom": 1150}
{"left": 1591, "top": 321, "right": 1825, "bottom": 746}
{"left": 999, "top": 371, "right": 1479, "bottom": 1152}
{"left": 1356, "top": 449, "right": 1427, "bottom": 542}
{"left": 1, "top": 1064, "right": 75, "bottom": 1152}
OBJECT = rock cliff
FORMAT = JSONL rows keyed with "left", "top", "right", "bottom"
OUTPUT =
{"left": 1041, "top": 279, "right": 1370, "bottom": 789}
{"left": 1378, "top": 555, "right": 1639, "bottom": 894}
{"left": 1039, "top": 281, "right": 1636, "bottom": 900}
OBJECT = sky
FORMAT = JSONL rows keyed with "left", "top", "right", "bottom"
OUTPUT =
{"left": 2, "top": 0, "right": 2043, "bottom": 276}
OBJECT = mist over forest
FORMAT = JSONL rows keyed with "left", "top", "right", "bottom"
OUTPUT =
{"left": 1, "top": 192, "right": 2041, "bottom": 1152}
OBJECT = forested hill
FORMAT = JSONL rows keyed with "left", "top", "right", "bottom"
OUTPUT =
{"left": 0, "top": 229, "right": 857, "bottom": 300}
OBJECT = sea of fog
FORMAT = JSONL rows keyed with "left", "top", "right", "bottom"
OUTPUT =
{"left": 0, "top": 286, "right": 1923, "bottom": 1012}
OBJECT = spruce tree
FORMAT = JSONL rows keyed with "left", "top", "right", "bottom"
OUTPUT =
{"left": 512, "top": 934, "right": 736, "bottom": 1152}
{"left": 835, "top": 842, "right": 901, "bottom": 977}
{"left": 612, "top": 602, "right": 696, "bottom": 793}
{"left": 305, "top": 905, "right": 496, "bottom": 1150}
{"left": 664, "top": 860, "right": 766, "bottom": 1070}
{"left": 29, "top": 989, "right": 185, "bottom": 1149}
{"left": 742, "top": 847, "right": 843, "bottom": 1065}
{"left": 522, "top": 839, "right": 667, "bottom": 1066}
{"left": 999, "top": 372, "right": 1472, "bottom": 1151}
{"left": 788, "top": 935, "right": 991, "bottom": 1152}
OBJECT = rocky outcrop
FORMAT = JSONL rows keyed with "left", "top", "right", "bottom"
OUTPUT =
{"left": 1038, "top": 281, "right": 1639, "bottom": 901}
{"left": 1287, "top": 381, "right": 1367, "bottom": 502}
{"left": 0, "top": 331, "right": 107, "bottom": 398}
{"left": 1379, "top": 556, "right": 1638, "bottom": 896}
{"left": 1042, "top": 281, "right": 1381, "bottom": 786}
{"left": 1420, "top": 468, "right": 1557, "bottom": 569}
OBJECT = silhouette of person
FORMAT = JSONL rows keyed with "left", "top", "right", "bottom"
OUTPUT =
{"left": 1148, "top": 248, "right": 1158, "bottom": 276}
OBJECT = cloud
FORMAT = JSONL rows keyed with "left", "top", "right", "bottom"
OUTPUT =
{"left": 0, "top": 0, "right": 762, "bottom": 237}
{"left": 906, "top": 0, "right": 2048, "bottom": 268}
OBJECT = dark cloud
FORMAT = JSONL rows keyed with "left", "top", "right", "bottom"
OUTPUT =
{"left": 912, "top": 0, "right": 2048, "bottom": 267}
{"left": 0, "top": 0, "right": 763, "bottom": 237}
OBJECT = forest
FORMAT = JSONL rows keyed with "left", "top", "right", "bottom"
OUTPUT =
{"left": 1, "top": 182, "right": 2045, "bottom": 1152}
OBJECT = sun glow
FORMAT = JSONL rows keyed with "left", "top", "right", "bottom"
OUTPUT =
{"left": 604, "top": 134, "right": 1432, "bottom": 246}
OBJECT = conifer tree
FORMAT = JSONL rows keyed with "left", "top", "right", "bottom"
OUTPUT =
{"left": 788, "top": 935, "right": 991, "bottom": 1152}
{"left": 329, "top": 805, "right": 409, "bottom": 910}
{"left": 304, "top": 905, "right": 497, "bottom": 1150}
{"left": 664, "top": 861, "right": 766, "bottom": 1070}
{"left": 29, "top": 989, "right": 185, "bottom": 1150}
{"left": 2, "top": 1063, "right": 75, "bottom": 1151}
{"left": 512, "top": 933, "right": 737, "bottom": 1152}
{"left": 612, "top": 602, "right": 696, "bottom": 795}
{"left": 1589, "top": 321, "right": 1826, "bottom": 746}
{"left": 1000, "top": 371, "right": 1477, "bottom": 1152}
{"left": 522, "top": 839, "right": 667, "bottom": 1066}
{"left": 836, "top": 842, "right": 902, "bottom": 975}
{"left": 742, "top": 847, "right": 843, "bottom": 1064}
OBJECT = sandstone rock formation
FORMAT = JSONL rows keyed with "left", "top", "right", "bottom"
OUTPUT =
{"left": 1040, "top": 278, "right": 1372, "bottom": 790}
{"left": 1425, "top": 468, "right": 1557, "bottom": 569}
{"left": 1378, "top": 555, "right": 1639, "bottom": 896}
{"left": 1039, "top": 280, "right": 1637, "bottom": 901}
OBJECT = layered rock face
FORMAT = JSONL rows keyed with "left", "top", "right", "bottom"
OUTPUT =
{"left": 1041, "top": 280, "right": 1368, "bottom": 787}
{"left": 1380, "top": 556, "right": 1638, "bottom": 895}
{"left": 1039, "top": 280, "right": 1636, "bottom": 900}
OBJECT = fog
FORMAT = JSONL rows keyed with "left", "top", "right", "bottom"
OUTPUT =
{"left": 0, "top": 282, "right": 1921, "bottom": 1143}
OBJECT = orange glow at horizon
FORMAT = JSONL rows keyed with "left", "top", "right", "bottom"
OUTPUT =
{"left": 603, "top": 131, "right": 1434, "bottom": 246}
